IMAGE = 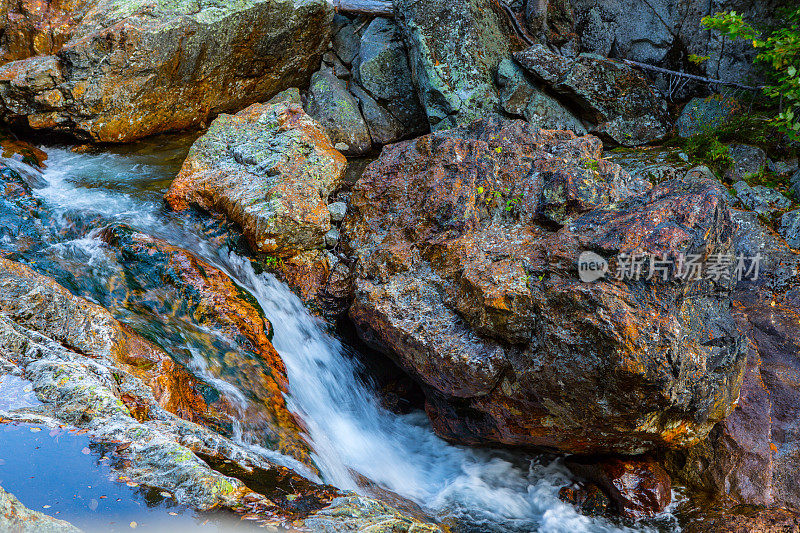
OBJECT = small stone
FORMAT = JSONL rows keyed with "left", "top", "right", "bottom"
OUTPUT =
{"left": 566, "top": 457, "right": 672, "bottom": 518}
{"left": 678, "top": 152, "right": 689, "bottom": 162}
{"left": 324, "top": 228, "right": 340, "bottom": 248}
{"left": 328, "top": 201, "right": 347, "bottom": 222}
{"left": 334, "top": 142, "right": 350, "bottom": 152}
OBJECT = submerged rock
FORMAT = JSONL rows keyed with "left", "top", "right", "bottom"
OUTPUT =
{"left": 0, "top": 485, "right": 81, "bottom": 532}
{"left": 514, "top": 45, "right": 670, "bottom": 146}
{"left": 0, "top": 0, "right": 332, "bottom": 142}
{"left": 165, "top": 94, "right": 347, "bottom": 258}
{"left": 344, "top": 117, "right": 745, "bottom": 455}
{"left": 566, "top": 457, "right": 671, "bottom": 518}
{"left": 99, "top": 224, "right": 312, "bottom": 466}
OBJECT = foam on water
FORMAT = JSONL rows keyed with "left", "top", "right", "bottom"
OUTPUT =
{"left": 19, "top": 146, "right": 674, "bottom": 532}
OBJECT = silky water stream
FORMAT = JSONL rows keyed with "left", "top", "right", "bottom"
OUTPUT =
{"left": 0, "top": 138, "right": 683, "bottom": 532}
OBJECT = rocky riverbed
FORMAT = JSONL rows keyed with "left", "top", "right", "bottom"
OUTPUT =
{"left": 1, "top": 0, "right": 799, "bottom": 532}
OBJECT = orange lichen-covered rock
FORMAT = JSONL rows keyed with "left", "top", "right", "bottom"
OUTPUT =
{"left": 344, "top": 117, "right": 746, "bottom": 454}
{"left": 0, "top": 256, "right": 225, "bottom": 428}
{"left": 0, "top": 0, "right": 91, "bottom": 65}
{"left": 0, "top": 0, "right": 332, "bottom": 142}
{"left": 166, "top": 93, "right": 347, "bottom": 259}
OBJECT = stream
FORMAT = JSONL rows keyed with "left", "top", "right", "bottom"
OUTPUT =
{"left": 1, "top": 137, "right": 682, "bottom": 532}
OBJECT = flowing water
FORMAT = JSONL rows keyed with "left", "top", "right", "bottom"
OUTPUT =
{"left": 1, "top": 139, "right": 681, "bottom": 533}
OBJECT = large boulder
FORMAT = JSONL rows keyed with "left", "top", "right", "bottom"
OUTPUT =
{"left": 0, "top": 0, "right": 332, "bottom": 142}
{"left": 343, "top": 117, "right": 746, "bottom": 455}
{"left": 514, "top": 45, "right": 670, "bottom": 145}
{"left": 393, "top": 0, "right": 522, "bottom": 130}
{"left": 165, "top": 91, "right": 347, "bottom": 259}
{"left": 667, "top": 212, "right": 800, "bottom": 510}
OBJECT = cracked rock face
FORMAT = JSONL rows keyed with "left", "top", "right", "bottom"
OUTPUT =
{"left": 343, "top": 117, "right": 746, "bottom": 455}
{"left": 0, "top": 0, "right": 332, "bottom": 142}
{"left": 514, "top": 45, "right": 670, "bottom": 146}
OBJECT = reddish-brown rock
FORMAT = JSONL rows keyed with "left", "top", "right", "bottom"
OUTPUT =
{"left": 667, "top": 210, "right": 800, "bottom": 511}
{"left": 566, "top": 457, "right": 671, "bottom": 518}
{"left": 344, "top": 117, "right": 746, "bottom": 455}
{"left": 0, "top": 0, "right": 90, "bottom": 65}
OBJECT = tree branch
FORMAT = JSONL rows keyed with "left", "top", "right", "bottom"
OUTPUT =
{"left": 620, "top": 59, "right": 765, "bottom": 91}
{"left": 332, "top": 0, "right": 394, "bottom": 17}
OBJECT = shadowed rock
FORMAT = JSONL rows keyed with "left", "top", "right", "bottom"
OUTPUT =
{"left": 514, "top": 45, "right": 670, "bottom": 146}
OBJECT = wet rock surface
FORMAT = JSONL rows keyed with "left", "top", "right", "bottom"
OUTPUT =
{"left": 344, "top": 117, "right": 745, "bottom": 455}
{"left": 514, "top": 45, "right": 670, "bottom": 146}
{"left": 566, "top": 457, "right": 671, "bottom": 518}
{"left": 165, "top": 91, "right": 347, "bottom": 258}
{"left": 0, "top": 0, "right": 332, "bottom": 142}
{"left": 97, "top": 224, "right": 313, "bottom": 466}
{"left": 0, "top": 256, "right": 441, "bottom": 530}
{"left": 0, "top": 485, "right": 81, "bottom": 532}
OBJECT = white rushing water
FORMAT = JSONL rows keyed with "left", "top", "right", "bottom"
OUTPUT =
{"left": 20, "top": 146, "right": 676, "bottom": 532}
